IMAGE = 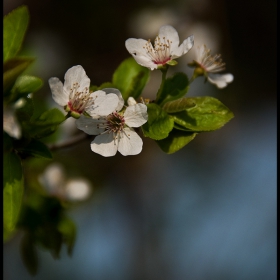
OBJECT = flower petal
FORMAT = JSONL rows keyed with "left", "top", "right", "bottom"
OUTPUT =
{"left": 86, "top": 90, "right": 119, "bottom": 117}
{"left": 102, "top": 88, "right": 124, "bottom": 111}
{"left": 125, "top": 38, "right": 158, "bottom": 70}
{"left": 172, "top": 35, "right": 194, "bottom": 58}
{"left": 91, "top": 133, "right": 118, "bottom": 157}
{"left": 208, "top": 73, "right": 234, "bottom": 89}
{"left": 49, "top": 77, "right": 69, "bottom": 106}
{"left": 118, "top": 128, "right": 143, "bottom": 156}
{"left": 127, "top": 97, "right": 137, "bottom": 106}
{"left": 64, "top": 65, "right": 90, "bottom": 93}
{"left": 64, "top": 179, "right": 91, "bottom": 201}
{"left": 124, "top": 103, "right": 148, "bottom": 127}
{"left": 76, "top": 115, "right": 105, "bottom": 135}
{"left": 158, "top": 25, "right": 180, "bottom": 49}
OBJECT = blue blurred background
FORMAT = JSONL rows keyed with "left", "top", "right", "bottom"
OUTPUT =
{"left": 3, "top": 0, "right": 276, "bottom": 279}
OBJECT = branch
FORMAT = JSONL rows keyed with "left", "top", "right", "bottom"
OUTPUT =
{"left": 48, "top": 133, "right": 93, "bottom": 151}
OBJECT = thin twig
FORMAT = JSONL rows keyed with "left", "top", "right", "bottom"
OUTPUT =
{"left": 48, "top": 133, "right": 92, "bottom": 151}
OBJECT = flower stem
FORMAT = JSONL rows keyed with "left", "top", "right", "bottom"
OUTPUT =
{"left": 65, "top": 112, "right": 72, "bottom": 119}
{"left": 155, "top": 66, "right": 168, "bottom": 103}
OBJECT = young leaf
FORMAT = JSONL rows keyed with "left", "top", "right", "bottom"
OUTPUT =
{"left": 98, "top": 82, "right": 115, "bottom": 90}
{"left": 17, "top": 139, "right": 53, "bottom": 159}
{"left": 10, "top": 75, "right": 43, "bottom": 102}
{"left": 20, "top": 232, "right": 39, "bottom": 276}
{"left": 3, "top": 5, "right": 29, "bottom": 62}
{"left": 156, "top": 129, "right": 197, "bottom": 154}
{"left": 58, "top": 218, "right": 76, "bottom": 256}
{"left": 3, "top": 131, "right": 13, "bottom": 152}
{"left": 15, "top": 97, "right": 34, "bottom": 128}
{"left": 157, "top": 72, "right": 189, "bottom": 105}
{"left": 170, "top": 96, "right": 234, "bottom": 132}
{"left": 142, "top": 103, "right": 174, "bottom": 140}
{"left": 3, "top": 57, "right": 35, "bottom": 96}
{"left": 162, "top": 97, "right": 196, "bottom": 113}
{"left": 3, "top": 151, "right": 24, "bottom": 233}
{"left": 112, "top": 57, "right": 150, "bottom": 101}
{"left": 28, "top": 108, "right": 66, "bottom": 139}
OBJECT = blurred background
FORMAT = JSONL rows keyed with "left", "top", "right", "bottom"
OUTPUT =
{"left": 3, "top": 0, "right": 276, "bottom": 279}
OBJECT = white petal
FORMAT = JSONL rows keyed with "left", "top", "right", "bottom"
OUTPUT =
{"left": 76, "top": 115, "right": 105, "bottom": 135}
{"left": 64, "top": 65, "right": 90, "bottom": 93}
{"left": 172, "top": 35, "right": 194, "bottom": 58}
{"left": 158, "top": 25, "right": 180, "bottom": 49}
{"left": 91, "top": 133, "right": 118, "bottom": 157}
{"left": 127, "top": 97, "right": 137, "bottom": 106}
{"left": 125, "top": 38, "right": 148, "bottom": 56}
{"left": 208, "top": 73, "right": 234, "bottom": 89}
{"left": 195, "top": 44, "right": 207, "bottom": 63}
{"left": 125, "top": 38, "right": 158, "bottom": 70}
{"left": 49, "top": 77, "right": 68, "bottom": 106}
{"left": 118, "top": 128, "right": 143, "bottom": 156}
{"left": 38, "top": 163, "right": 66, "bottom": 196}
{"left": 102, "top": 88, "right": 124, "bottom": 111}
{"left": 64, "top": 179, "right": 91, "bottom": 201}
{"left": 86, "top": 90, "right": 119, "bottom": 117}
{"left": 124, "top": 104, "right": 148, "bottom": 127}
{"left": 4, "top": 108, "right": 21, "bottom": 139}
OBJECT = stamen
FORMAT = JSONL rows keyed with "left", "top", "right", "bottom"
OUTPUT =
{"left": 143, "top": 34, "right": 172, "bottom": 65}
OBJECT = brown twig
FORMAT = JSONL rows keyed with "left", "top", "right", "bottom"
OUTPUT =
{"left": 48, "top": 133, "right": 93, "bottom": 151}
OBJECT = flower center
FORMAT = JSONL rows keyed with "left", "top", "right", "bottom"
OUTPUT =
{"left": 106, "top": 112, "right": 125, "bottom": 134}
{"left": 68, "top": 82, "right": 93, "bottom": 113}
{"left": 143, "top": 36, "right": 172, "bottom": 65}
{"left": 198, "top": 46, "right": 225, "bottom": 73}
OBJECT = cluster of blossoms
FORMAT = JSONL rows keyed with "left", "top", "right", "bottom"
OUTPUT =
{"left": 49, "top": 25, "right": 233, "bottom": 157}
{"left": 49, "top": 65, "right": 148, "bottom": 157}
{"left": 125, "top": 25, "right": 233, "bottom": 88}
{"left": 38, "top": 163, "right": 92, "bottom": 202}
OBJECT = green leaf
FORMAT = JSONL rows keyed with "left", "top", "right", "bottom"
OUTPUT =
{"left": 98, "top": 82, "right": 115, "bottom": 90}
{"left": 37, "top": 226, "right": 63, "bottom": 259}
{"left": 170, "top": 96, "right": 234, "bottom": 132}
{"left": 9, "top": 75, "right": 43, "bottom": 102}
{"left": 112, "top": 57, "right": 150, "bottom": 101}
{"left": 157, "top": 72, "right": 189, "bottom": 105}
{"left": 90, "top": 82, "right": 114, "bottom": 92}
{"left": 3, "top": 151, "right": 24, "bottom": 233}
{"left": 3, "top": 131, "right": 13, "bottom": 152}
{"left": 15, "top": 96, "right": 34, "bottom": 123}
{"left": 58, "top": 218, "right": 76, "bottom": 256}
{"left": 173, "top": 123, "right": 193, "bottom": 132}
{"left": 3, "top": 57, "right": 35, "bottom": 96}
{"left": 3, "top": 5, "right": 29, "bottom": 62}
{"left": 156, "top": 129, "right": 197, "bottom": 154}
{"left": 27, "top": 108, "right": 65, "bottom": 139}
{"left": 17, "top": 139, "right": 52, "bottom": 159}
{"left": 162, "top": 97, "right": 196, "bottom": 113}
{"left": 142, "top": 103, "right": 174, "bottom": 140}
{"left": 20, "top": 232, "right": 38, "bottom": 276}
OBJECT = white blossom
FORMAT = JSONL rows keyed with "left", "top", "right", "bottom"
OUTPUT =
{"left": 48, "top": 65, "right": 119, "bottom": 118}
{"left": 38, "top": 163, "right": 92, "bottom": 202}
{"left": 125, "top": 25, "right": 194, "bottom": 70}
{"left": 189, "top": 44, "right": 234, "bottom": 88}
{"left": 76, "top": 90, "right": 148, "bottom": 157}
{"left": 3, "top": 108, "right": 21, "bottom": 139}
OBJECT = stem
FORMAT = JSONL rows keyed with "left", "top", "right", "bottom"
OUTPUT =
{"left": 189, "top": 74, "right": 195, "bottom": 84}
{"left": 65, "top": 112, "right": 72, "bottom": 119}
{"left": 155, "top": 66, "right": 168, "bottom": 103}
{"left": 48, "top": 133, "right": 91, "bottom": 151}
